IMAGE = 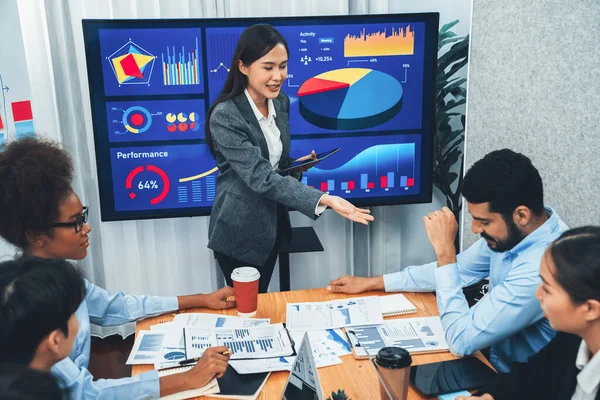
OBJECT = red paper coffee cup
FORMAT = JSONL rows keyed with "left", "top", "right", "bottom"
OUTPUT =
{"left": 231, "top": 267, "right": 260, "bottom": 317}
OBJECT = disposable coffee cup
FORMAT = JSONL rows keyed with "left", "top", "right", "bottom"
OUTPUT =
{"left": 375, "top": 347, "right": 412, "bottom": 400}
{"left": 231, "top": 267, "right": 260, "bottom": 317}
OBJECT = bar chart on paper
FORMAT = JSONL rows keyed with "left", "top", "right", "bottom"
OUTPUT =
{"left": 223, "top": 339, "right": 276, "bottom": 354}
{"left": 190, "top": 332, "right": 211, "bottom": 350}
{"left": 184, "top": 324, "right": 294, "bottom": 360}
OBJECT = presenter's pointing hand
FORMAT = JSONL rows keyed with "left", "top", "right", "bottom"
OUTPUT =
{"left": 320, "top": 195, "right": 374, "bottom": 225}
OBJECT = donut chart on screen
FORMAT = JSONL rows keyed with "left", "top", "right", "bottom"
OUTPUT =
{"left": 124, "top": 164, "right": 170, "bottom": 205}
{"left": 297, "top": 68, "right": 403, "bottom": 130}
{"left": 123, "top": 106, "right": 152, "bottom": 133}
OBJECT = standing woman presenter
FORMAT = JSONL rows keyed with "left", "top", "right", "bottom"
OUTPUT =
{"left": 206, "top": 24, "right": 373, "bottom": 292}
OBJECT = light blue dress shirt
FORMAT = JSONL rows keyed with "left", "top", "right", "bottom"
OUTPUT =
{"left": 51, "top": 280, "right": 178, "bottom": 399}
{"left": 383, "top": 207, "right": 568, "bottom": 372}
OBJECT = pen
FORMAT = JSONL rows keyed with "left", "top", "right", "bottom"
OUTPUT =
{"left": 178, "top": 350, "right": 232, "bottom": 366}
{"left": 178, "top": 356, "right": 200, "bottom": 366}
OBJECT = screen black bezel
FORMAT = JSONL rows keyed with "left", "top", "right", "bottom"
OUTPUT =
{"left": 82, "top": 13, "right": 439, "bottom": 222}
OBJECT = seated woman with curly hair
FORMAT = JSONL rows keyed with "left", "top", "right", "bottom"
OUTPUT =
{"left": 0, "top": 138, "right": 234, "bottom": 399}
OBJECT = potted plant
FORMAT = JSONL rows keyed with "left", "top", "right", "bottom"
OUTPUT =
{"left": 327, "top": 389, "right": 350, "bottom": 400}
{"left": 433, "top": 20, "right": 470, "bottom": 250}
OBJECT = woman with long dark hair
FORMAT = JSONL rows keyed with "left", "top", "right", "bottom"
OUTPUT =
{"left": 206, "top": 24, "right": 374, "bottom": 292}
{"left": 459, "top": 226, "right": 600, "bottom": 400}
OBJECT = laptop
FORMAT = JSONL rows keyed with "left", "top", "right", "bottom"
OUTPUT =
{"left": 280, "top": 332, "right": 323, "bottom": 400}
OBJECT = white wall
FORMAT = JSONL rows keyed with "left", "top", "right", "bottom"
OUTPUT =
{"left": 0, "top": 0, "right": 31, "bottom": 260}
{"left": 463, "top": 0, "right": 600, "bottom": 246}
{"left": 0, "top": 0, "right": 32, "bottom": 131}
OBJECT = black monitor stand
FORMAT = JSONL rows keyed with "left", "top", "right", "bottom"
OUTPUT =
{"left": 278, "top": 227, "right": 324, "bottom": 291}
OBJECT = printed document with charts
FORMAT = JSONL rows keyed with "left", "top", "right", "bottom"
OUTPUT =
{"left": 286, "top": 296, "right": 384, "bottom": 331}
{"left": 184, "top": 322, "right": 294, "bottom": 360}
{"left": 347, "top": 316, "right": 449, "bottom": 358}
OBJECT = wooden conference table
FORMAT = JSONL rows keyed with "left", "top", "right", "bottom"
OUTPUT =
{"left": 133, "top": 289, "right": 492, "bottom": 399}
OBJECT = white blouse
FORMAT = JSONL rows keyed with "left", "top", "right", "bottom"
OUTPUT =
{"left": 244, "top": 89, "right": 283, "bottom": 168}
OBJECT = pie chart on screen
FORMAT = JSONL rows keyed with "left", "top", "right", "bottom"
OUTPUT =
{"left": 297, "top": 68, "right": 403, "bottom": 130}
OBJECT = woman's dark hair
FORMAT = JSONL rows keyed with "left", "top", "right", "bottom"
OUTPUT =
{"left": 549, "top": 226, "right": 600, "bottom": 304}
{"left": 0, "top": 365, "right": 66, "bottom": 400}
{"left": 0, "top": 257, "right": 86, "bottom": 366}
{"left": 0, "top": 137, "right": 74, "bottom": 250}
{"left": 462, "top": 149, "right": 545, "bottom": 221}
{"left": 205, "top": 24, "right": 289, "bottom": 155}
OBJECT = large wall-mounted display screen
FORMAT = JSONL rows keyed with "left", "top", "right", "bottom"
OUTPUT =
{"left": 83, "top": 13, "right": 438, "bottom": 221}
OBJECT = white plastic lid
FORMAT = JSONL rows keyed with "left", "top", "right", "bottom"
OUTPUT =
{"left": 231, "top": 267, "right": 260, "bottom": 283}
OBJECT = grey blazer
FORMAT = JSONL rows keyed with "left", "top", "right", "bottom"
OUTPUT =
{"left": 207, "top": 91, "right": 324, "bottom": 265}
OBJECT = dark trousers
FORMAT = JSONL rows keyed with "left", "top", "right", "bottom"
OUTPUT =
{"left": 215, "top": 210, "right": 287, "bottom": 293}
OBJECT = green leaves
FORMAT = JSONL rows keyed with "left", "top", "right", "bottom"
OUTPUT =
{"left": 439, "top": 77, "right": 467, "bottom": 100}
{"left": 440, "top": 20, "right": 460, "bottom": 35}
{"left": 445, "top": 98, "right": 467, "bottom": 111}
{"left": 327, "top": 389, "right": 350, "bottom": 400}
{"left": 433, "top": 21, "right": 470, "bottom": 246}
{"left": 443, "top": 147, "right": 461, "bottom": 170}
{"left": 438, "top": 35, "right": 469, "bottom": 67}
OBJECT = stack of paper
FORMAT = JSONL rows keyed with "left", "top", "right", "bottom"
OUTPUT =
{"left": 228, "top": 328, "right": 353, "bottom": 374}
{"left": 125, "top": 313, "right": 272, "bottom": 369}
{"left": 128, "top": 301, "right": 374, "bottom": 381}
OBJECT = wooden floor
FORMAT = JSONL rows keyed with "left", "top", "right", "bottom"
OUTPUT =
{"left": 88, "top": 335, "right": 134, "bottom": 380}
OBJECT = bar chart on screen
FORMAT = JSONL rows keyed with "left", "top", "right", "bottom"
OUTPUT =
{"left": 294, "top": 134, "right": 421, "bottom": 200}
{"left": 99, "top": 28, "right": 204, "bottom": 96}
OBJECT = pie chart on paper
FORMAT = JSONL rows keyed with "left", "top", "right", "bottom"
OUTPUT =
{"left": 297, "top": 68, "right": 403, "bottom": 130}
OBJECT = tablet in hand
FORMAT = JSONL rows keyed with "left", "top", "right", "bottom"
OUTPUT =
{"left": 279, "top": 147, "right": 340, "bottom": 173}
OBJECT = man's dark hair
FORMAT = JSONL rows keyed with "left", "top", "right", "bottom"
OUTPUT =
{"left": 0, "top": 137, "right": 74, "bottom": 250}
{"left": 462, "top": 149, "right": 545, "bottom": 219}
{"left": 0, "top": 257, "right": 86, "bottom": 366}
{"left": 0, "top": 365, "right": 66, "bottom": 400}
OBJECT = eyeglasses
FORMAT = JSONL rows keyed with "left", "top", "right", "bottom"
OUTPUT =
{"left": 52, "top": 207, "right": 89, "bottom": 233}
